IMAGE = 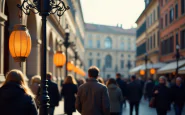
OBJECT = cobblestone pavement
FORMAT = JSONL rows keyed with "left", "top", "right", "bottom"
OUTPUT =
{"left": 54, "top": 99, "right": 185, "bottom": 115}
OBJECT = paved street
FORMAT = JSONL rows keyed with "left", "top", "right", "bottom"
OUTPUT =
{"left": 55, "top": 99, "right": 185, "bottom": 115}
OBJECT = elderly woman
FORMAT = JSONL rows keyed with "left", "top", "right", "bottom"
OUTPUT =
{"left": 153, "top": 76, "right": 171, "bottom": 115}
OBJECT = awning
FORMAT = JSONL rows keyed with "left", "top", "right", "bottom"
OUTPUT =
{"left": 179, "top": 67, "right": 185, "bottom": 74}
{"left": 142, "top": 63, "right": 166, "bottom": 69}
{"left": 129, "top": 65, "right": 144, "bottom": 74}
{"left": 157, "top": 60, "right": 185, "bottom": 74}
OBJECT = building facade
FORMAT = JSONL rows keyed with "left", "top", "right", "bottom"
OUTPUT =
{"left": 160, "top": 0, "right": 185, "bottom": 62}
{"left": 0, "top": 0, "right": 85, "bottom": 82}
{"left": 132, "top": 0, "right": 162, "bottom": 78}
{"left": 84, "top": 23, "right": 136, "bottom": 78}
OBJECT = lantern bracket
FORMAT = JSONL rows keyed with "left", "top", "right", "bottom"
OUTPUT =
{"left": 17, "top": 0, "right": 70, "bottom": 17}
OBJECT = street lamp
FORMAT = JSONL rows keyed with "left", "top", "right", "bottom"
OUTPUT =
{"left": 144, "top": 53, "right": 148, "bottom": 80}
{"left": 17, "top": 0, "right": 69, "bottom": 115}
{"left": 63, "top": 26, "right": 74, "bottom": 77}
{"left": 74, "top": 49, "right": 78, "bottom": 79}
{"left": 175, "top": 44, "right": 180, "bottom": 77}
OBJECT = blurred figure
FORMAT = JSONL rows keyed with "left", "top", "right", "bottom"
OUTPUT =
{"left": 107, "top": 78, "right": 124, "bottom": 115}
{"left": 78, "top": 78, "right": 86, "bottom": 86}
{"left": 61, "top": 75, "right": 78, "bottom": 115}
{"left": 0, "top": 69, "right": 38, "bottom": 115}
{"left": 153, "top": 76, "right": 171, "bottom": 115}
{"left": 97, "top": 77, "right": 105, "bottom": 84}
{"left": 30, "top": 75, "right": 41, "bottom": 108}
{"left": 127, "top": 75, "right": 142, "bottom": 115}
{"left": 145, "top": 78, "right": 155, "bottom": 102}
{"left": 116, "top": 73, "right": 127, "bottom": 108}
{"left": 47, "top": 72, "right": 60, "bottom": 115}
{"left": 75, "top": 66, "right": 110, "bottom": 115}
{"left": 171, "top": 77, "right": 185, "bottom": 115}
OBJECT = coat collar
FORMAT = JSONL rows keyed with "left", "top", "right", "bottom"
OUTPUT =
{"left": 88, "top": 78, "right": 98, "bottom": 82}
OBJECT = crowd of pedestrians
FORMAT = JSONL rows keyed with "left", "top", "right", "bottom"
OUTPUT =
{"left": 0, "top": 66, "right": 185, "bottom": 115}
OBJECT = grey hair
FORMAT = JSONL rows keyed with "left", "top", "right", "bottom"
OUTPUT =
{"left": 176, "top": 77, "right": 182, "bottom": 81}
{"left": 159, "top": 76, "right": 167, "bottom": 82}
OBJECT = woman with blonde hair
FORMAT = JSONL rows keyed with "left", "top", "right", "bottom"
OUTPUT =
{"left": 30, "top": 75, "right": 41, "bottom": 108}
{"left": 61, "top": 75, "right": 78, "bottom": 115}
{"left": 97, "top": 77, "right": 105, "bottom": 84}
{"left": 0, "top": 69, "right": 38, "bottom": 115}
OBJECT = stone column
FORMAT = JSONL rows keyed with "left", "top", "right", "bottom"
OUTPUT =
{"left": 0, "top": 13, "right": 7, "bottom": 82}
{"left": 26, "top": 40, "right": 41, "bottom": 79}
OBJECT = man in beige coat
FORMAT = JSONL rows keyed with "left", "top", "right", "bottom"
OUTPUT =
{"left": 75, "top": 66, "right": 110, "bottom": 115}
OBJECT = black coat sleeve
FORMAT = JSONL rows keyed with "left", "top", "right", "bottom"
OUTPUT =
{"left": 28, "top": 96, "right": 38, "bottom": 115}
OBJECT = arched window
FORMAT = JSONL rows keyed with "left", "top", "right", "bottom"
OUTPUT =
{"left": 120, "top": 42, "right": 124, "bottom": 49}
{"left": 105, "top": 55, "right": 112, "bottom": 68}
{"left": 105, "top": 37, "right": 112, "bottom": 48}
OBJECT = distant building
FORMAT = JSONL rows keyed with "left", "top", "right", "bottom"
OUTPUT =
{"left": 84, "top": 23, "right": 136, "bottom": 78}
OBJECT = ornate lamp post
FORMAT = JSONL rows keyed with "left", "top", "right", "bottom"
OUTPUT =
{"left": 17, "top": 1, "right": 69, "bottom": 115}
{"left": 144, "top": 53, "right": 148, "bottom": 80}
{"left": 175, "top": 44, "right": 180, "bottom": 77}
{"left": 74, "top": 49, "right": 78, "bottom": 79}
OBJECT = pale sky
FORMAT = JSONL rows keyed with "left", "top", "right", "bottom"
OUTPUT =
{"left": 80, "top": 0, "right": 145, "bottom": 29}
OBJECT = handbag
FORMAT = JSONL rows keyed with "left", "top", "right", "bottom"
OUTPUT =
{"left": 149, "top": 97, "right": 156, "bottom": 108}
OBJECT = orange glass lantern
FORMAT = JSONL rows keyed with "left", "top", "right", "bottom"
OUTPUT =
{"left": 9, "top": 24, "right": 31, "bottom": 62}
{"left": 53, "top": 51, "right": 66, "bottom": 67}
{"left": 140, "top": 70, "right": 145, "bottom": 76}
{"left": 67, "top": 61, "right": 74, "bottom": 71}
{"left": 150, "top": 68, "right": 156, "bottom": 75}
{"left": 73, "top": 66, "right": 79, "bottom": 73}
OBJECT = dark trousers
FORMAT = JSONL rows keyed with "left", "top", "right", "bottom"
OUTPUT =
{"left": 110, "top": 112, "right": 120, "bottom": 115}
{"left": 129, "top": 101, "right": 139, "bottom": 115}
{"left": 66, "top": 112, "right": 73, "bottom": 115}
{"left": 48, "top": 107, "right": 55, "bottom": 115}
{"left": 174, "top": 104, "right": 183, "bottom": 115}
{"left": 156, "top": 108, "right": 167, "bottom": 115}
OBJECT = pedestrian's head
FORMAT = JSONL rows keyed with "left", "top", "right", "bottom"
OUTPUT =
{"left": 97, "top": 77, "right": 105, "bottom": 84}
{"left": 116, "top": 73, "right": 121, "bottom": 79}
{"left": 31, "top": 75, "right": 41, "bottom": 85}
{"left": 159, "top": 76, "right": 166, "bottom": 84}
{"left": 46, "top": 72, "right": 52, "bottom": 80}
{"left": 3, "top": 69, "right": 34, "bottom": 97}
{"left": 131, "top": 75, "right": 136, "bottom": 81}
{"left": 79, "top": 78, "right": 86, "bottom": 86}
{"left": 176, "top": 77, "right": 182, "bottom": 86}
{"left": 64, "top": 75, "right": 77, "bottom": 85}
{"left": 106, "top": 78, "right": 117, "bottom": 87}
{"left": 88, "top": 66, "right": 99, "bottom": 79}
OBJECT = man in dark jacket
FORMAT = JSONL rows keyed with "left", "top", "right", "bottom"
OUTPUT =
{"left": 116, "top": 73, "right": 127, "bottom": 108}
{"left": 171, "top": 77, "right": 185, "bottom": 115}
{"left": 47, "top": 72, "right": 60, "bottom": 115}
{"left": 145, "top": 79, "right": 155, "bottom": 101}
{"left": 127, "top": 75, "right": 142, "bottom": 115}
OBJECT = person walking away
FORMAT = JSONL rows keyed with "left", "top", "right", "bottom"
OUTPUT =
{"left": 107, "top": 78, "right": 124, "bottom": 115}
{"left": 153, "top": 76, "right": 171, "bottom": 115}
{"left": 47, "top": 72, "right": 60, "bottom": 115}
{"left": 145, "top": 78, "right": 155, "bottom": 102}
{"left": 171, "top": 77, "right": 185, "bottom": 115}
{"left": 0, "top": 69, "right": 38, "bottom": 115}
{"left": 127, "top": 75, "right": 142, "bottom": 115}
{"left": 116, "top": 73, "right": 127, "bottom": 108}
{"left": 75, "top": 66, "right": 110, "bottom": 115}
{"left": 30, "top": 75, "right": 41, "bottom": 108}
{"left": 61, "top": 75, "right": 78, "bottom": 115}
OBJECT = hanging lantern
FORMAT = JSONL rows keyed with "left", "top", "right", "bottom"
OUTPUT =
{"left": 9, "top": 24, "right": 31, "bottom": 62}
{"left": 74, "top": 66, "right": 79, "bottom": 73}
{"left": 150, "top": 68, "right": 156, "bottom": 75}
{"left": 53, "top": 51, "right": 66, "bottom": 67}
{"left": 140, "top": 70, "right": 145, "bottom": 76}
{"left": 67, "top": 61, "right": 74, "bottom": 71}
